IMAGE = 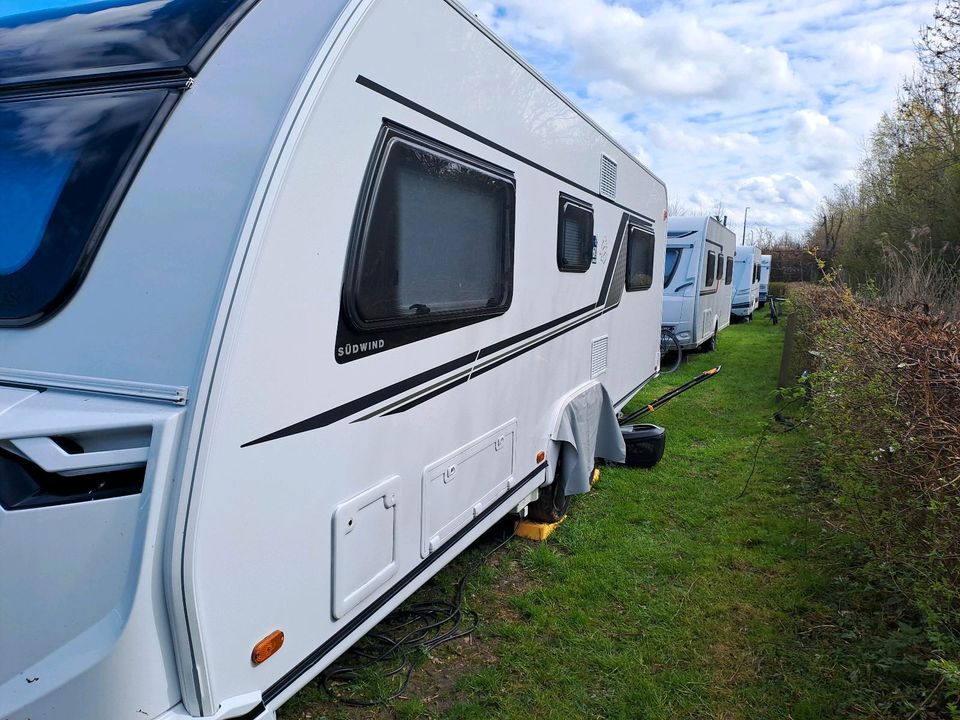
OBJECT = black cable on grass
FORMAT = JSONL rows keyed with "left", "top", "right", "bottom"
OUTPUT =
{"left": 733, "top": 398, "right": 802, "bottom": 501}
{"left": 320, "top": 524, "right": 517, "bottom": 706}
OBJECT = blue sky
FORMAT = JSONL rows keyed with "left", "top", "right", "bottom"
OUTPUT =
{"left": 467, "top": 0, "right": 935, "bottom": 239}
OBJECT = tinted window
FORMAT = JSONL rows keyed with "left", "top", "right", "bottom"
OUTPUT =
{"left": 625, "top": 224, "right": 654, "bottom": 291}
{"left": 705, "top": 251, "right": 716, "bottom": 288}
{"left": 0, "top": 0, "right": 257, "bottom": 89}
{"left": 717, "top": 253, "right": 725, "bottom": 281}
{"left": 557, "top": 195, "right": 593, "bottom": 272}
{"left": 664, "top": 247, "right": 682, "bottom": 287}
{"left": 725, "top": 256, "right": 734, "bottom": 285}
{"left": 348, "top": 128, "right": 514, "bottom": 329}
{"left": 0, "top": 89, "right": 173, "bottom": 326}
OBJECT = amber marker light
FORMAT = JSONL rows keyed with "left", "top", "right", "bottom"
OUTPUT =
{"left": 536, "top": 450, "right": 545, "bottom": 464}
{"left": 252, "top": 630, "right": 284, "bottom": 665}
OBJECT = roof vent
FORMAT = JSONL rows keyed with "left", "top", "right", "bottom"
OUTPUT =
{"left": 599, "top": 154, "right": 617, "bottom": 199}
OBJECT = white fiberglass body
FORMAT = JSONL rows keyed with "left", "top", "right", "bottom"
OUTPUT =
{"left": 661, "top": 216, "right": 735, "bottom": 350}
{"left": 759, "top": 254, "right": 772, "bottom": 304}
{"left": 731, "top": 244, "right": 762, "bottom": 318}
{"left": 0, "top": 2, "right": 667, "bottom": 719}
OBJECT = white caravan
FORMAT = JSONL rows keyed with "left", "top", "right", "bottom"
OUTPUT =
{"left": 731, "top": 244, "right": 762, "bottom": 319}
{"left": 758, "top": 254, "right": 772, "bottom": 306}
{"left": 0, "top": 2, "right": 668, "bottom": 719}
{"left": 661, "top": 217, "right": 735, "bottom": 351}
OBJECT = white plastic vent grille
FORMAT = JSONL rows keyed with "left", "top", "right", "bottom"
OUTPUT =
{"left": 591, "top": 336, "right": 609, "bottom": 377}
{"left": 599, "top": 154, "right": 618, "bottom": 199}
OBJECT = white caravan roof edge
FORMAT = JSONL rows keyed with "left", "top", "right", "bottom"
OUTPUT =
{"left": 442, "top": 0, "right": 668, "bottom": 194}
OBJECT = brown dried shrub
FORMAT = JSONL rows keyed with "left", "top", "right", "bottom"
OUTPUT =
{"left": 792, "top": 280, "right": 960, "bottom": 693}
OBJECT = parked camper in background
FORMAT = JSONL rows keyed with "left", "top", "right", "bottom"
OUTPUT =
{"left": 662, "top": 216, "right": 735, "bottom": 351}
{"left": 0, "top": 2, "right": 667, "bottom": 719}
{"left": 731, "top": 244, "right": 761, "bottom": 320}
{"left": 758, "top": 254, "right": 772, "bottom": 306}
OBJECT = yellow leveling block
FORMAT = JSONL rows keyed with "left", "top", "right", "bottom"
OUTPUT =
{"left": 516, "top": 515, "right": 564, "bottom": 541}
{"left": 516, "top": 468, "right": 601, "bottom": 541}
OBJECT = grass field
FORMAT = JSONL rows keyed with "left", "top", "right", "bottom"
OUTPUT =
{"left": 280, "top": 309, "right": 913, "bottom": 720}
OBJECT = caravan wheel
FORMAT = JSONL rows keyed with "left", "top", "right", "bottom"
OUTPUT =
{"left": 527, "top": 453, "right": 571, "bottom": 524}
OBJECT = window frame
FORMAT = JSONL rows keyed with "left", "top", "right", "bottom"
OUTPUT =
{"left": 663, "top": 247, "right": 683, "bottom": 288}
{"left": 0, "top": 88, "right": 179, "bottom": 327}
{"left": 625, "top": 221, "right": 656, "bottom": 292}
{"left": 556, "top": 193, "right": 594, "bottom": 273}
{"left": 717, "top": 252, "right": 725, "bottom": 282}
{"left": 342, "top": 122, "right": 516, "bottom": 335}
{"left": 704, "top": 250, "right": 717, "bottom": 289}
{"left": 724, "top": 256, "right": 734, "bottom": 285}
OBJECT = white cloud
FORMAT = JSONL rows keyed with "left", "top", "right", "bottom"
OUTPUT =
{"left": 477, "top": 0, "right": 795, "bottom": 99}
{"left": 467, "top": 0, "right": 936, "bottom": 236}
{"left": 648, "top": 123, "right": 759, "bottom": 154}
{"left": 783, "top": 109, "right": 854, "bottom": 174}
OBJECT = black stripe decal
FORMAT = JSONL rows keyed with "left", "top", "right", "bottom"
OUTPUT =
{"left": 261, "top": 461, "right": 548, "bottom": 705}
{"left": 596, "top": 213, "right": 630, "bottom": 308}
{"left": 242, "top": 350, "right": 478, "bottom": 447}
{"left": 233, "top": 702, "right": 267, "bottom": 720}
{"left": 477, "top": 303, "right": 593, "bottom": 359}
{"left": 357, "top": 75, "right": 655, "bottom": 225}
{"left": 370, "top": 308, "right": 601, "bottom": 417}
{"left": 351, "top": 367, "right": 475, "bottom": 423}
{"left": 472, "top": 311, "right": 601, "bottom": 380}
{"left": 245, "top": 300, "right": 602, "bottom": 446}
{"left": 383, "top": 374, "right": 470, "bottom": 416}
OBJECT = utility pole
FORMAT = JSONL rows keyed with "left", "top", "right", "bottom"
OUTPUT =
{"left": 741, "top": 206, "right": 749, "bottom": 245}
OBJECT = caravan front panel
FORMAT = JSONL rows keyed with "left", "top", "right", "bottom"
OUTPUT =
{"left": 662, "top": 216, "right": 735, "bottom": 349}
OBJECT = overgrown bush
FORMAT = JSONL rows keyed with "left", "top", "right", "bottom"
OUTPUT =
{"left": 792, "top": 280, "right": 960, "bottom": 711}
{"left": 767, "top": 281, "right": 788, "bottom": 300}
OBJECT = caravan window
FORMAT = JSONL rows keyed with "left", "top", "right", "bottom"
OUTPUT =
{"left": 347, "top": 126, "right": 515, "bottom": 330}
{"left": 0, "top": 0, "right": 258, "bottom": 89}
{"left": 625, "top": 224, "right": 655, "bottom": 291}
{"left": 664, "top": 248, "right": 682, "bottom": 287}
{"left": 557, "top": 194, "right": 593, "bottom": 272}
{"left": 725, "top": 256, "right": 734, "bottom": 285}
{"left": 705, "top": 251, "right": 717, "bottom": 288}
{"left": 0, "top": 89, "right": 174, "bottom": 326}
{"left": 717, "top": 253, "right": 725, "bottom": 281}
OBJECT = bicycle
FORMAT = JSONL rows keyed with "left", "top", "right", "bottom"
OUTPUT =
{"left": 659, "top": 327, "right": 682, "bottom": 373}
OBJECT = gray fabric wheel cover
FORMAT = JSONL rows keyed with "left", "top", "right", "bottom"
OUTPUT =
{"left": 552, "top": 382, "right": 626, "bottom": 495}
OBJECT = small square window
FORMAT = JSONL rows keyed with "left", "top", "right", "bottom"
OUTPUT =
{"left": 625, "top": 224, "right": 655, "bottom": 291}
{"left": 705, "top": 251, "right": 717, "bottom": 288}
{"left": 557, "top": 194, "right": 593, "bottom": 272}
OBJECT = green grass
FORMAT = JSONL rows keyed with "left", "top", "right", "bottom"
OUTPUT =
{"left": 279, "top": 310, "right": 895, "bottom": 720}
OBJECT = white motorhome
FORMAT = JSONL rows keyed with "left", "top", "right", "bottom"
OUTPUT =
{"left": 661, "top": 216, "right": 735, "bottom": 351}
{"left": 731, "top": 244, "right": 762, "bottom": 320}
{"left": 0, "top": 2, "right": 668, "bottom": 719}
{"left": 758, "top": 254, "right": 772, "bottom": 306}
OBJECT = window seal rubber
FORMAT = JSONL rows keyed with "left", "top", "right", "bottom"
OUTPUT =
{"left": 341, "top": 120, "right": 516, "bottom": 334}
